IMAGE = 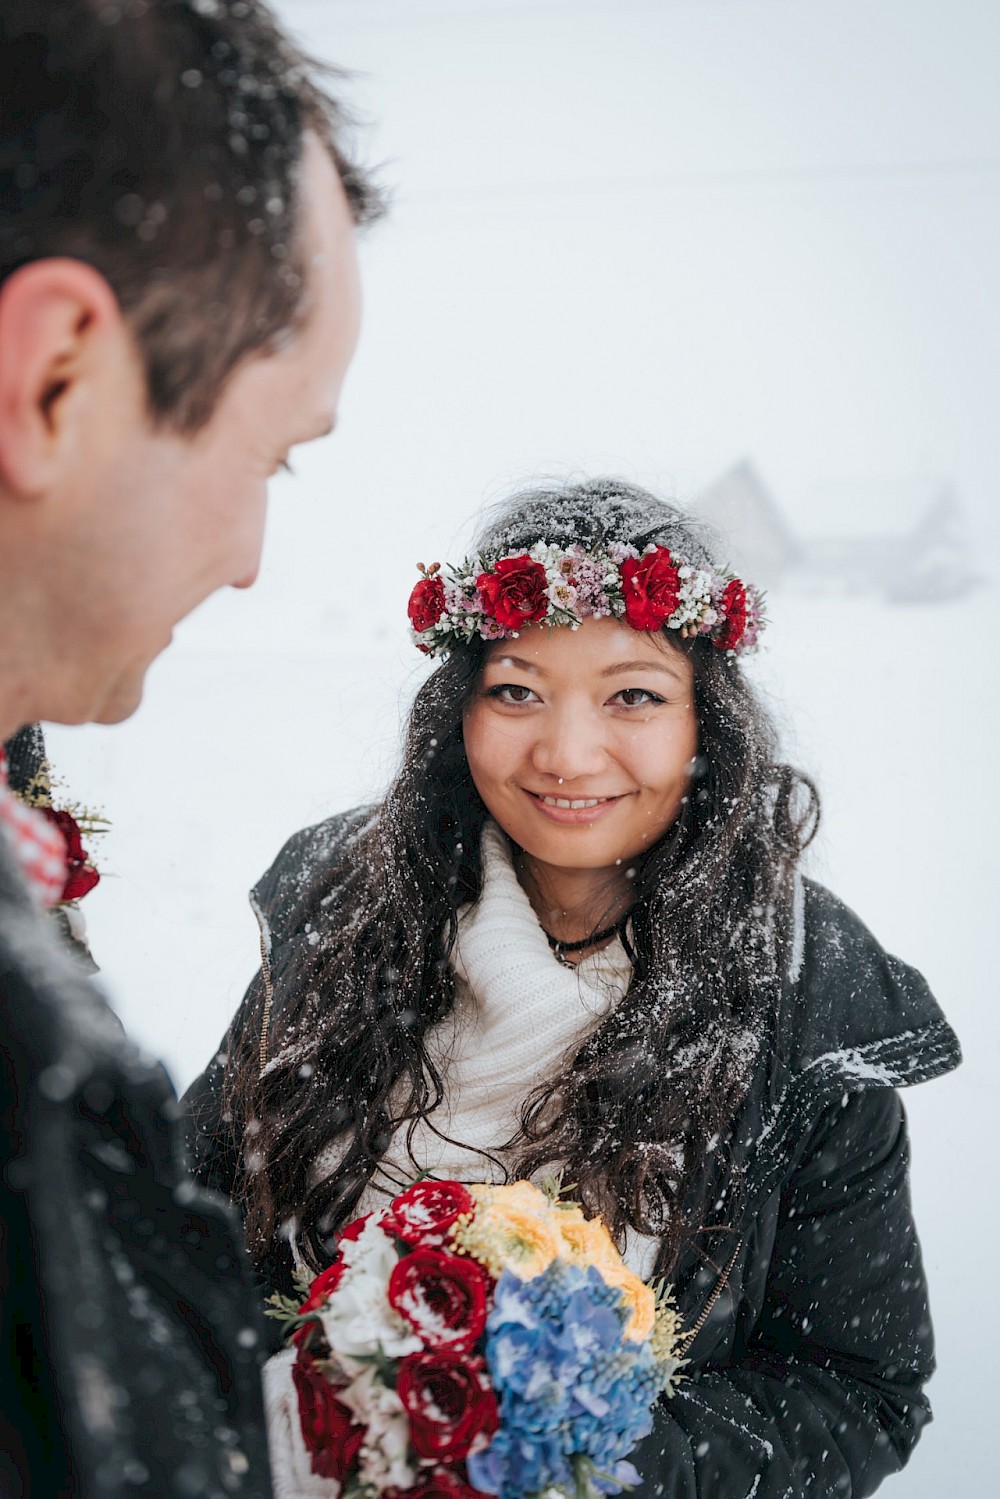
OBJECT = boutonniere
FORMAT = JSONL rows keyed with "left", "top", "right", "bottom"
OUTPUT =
{"left": 16, "top": 760, "right": 110, "bottom": 907}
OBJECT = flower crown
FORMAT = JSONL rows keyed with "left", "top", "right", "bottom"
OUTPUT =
{"left": 407, "top": 540, "right": 764, "bottom": 658}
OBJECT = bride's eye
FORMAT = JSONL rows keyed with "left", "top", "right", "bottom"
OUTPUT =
{"left": 613, "top": 688, "right": 664, "bottom": 708}
{"left": 486, "top": 683, "right": 537, "bottom": 705}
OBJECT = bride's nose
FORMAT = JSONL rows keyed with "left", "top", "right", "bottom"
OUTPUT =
{"left": 528, "top": 705, "right": 609, "bottom": 781}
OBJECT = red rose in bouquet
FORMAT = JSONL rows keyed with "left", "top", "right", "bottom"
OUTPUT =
{"left": 409, "top": 575, "right": 447, "bottom": 634}
{"left": 397, "top": 1350, "right": 498, "bottom": 1463}
{"left": 293, "top": 1350, "right": 365, "bottom": 1481}
{"left": 391, "top": 1181, "right": 474, "bottom": 1249}
{"left": 407, "top": 1466, "right": 492, "bottom": 1499}
{"left": 620, "top": 546, "right": 681, "bottom": 631}
{"left": 714, "top": 578, "right": 747, "bottom": 652}
{"left": 476, "top": 555, "right": 548, "bottom": 631}
{"left": 292, "top": 1261, "right": 346, "bottom": 1348}
{"left": 389, "top": 1247, "right": 490, "bottom": 1353}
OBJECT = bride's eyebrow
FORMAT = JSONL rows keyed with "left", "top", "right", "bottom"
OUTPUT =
{"left": 486, "top": 655, "right": 540, "bottom": 673}
{"left": 602, "top": 659, "right": 688, "bottom": 684}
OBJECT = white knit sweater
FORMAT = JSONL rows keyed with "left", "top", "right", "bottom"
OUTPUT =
{"left": 307, "top": 819, "right": 658, "bottom": 1276}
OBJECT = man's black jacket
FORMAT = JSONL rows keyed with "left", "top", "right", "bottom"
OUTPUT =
{"left": 0, "top": 835, "right": 273, "bottom": 1498}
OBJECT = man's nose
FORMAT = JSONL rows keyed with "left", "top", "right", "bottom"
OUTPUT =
{"left": 530, "top": 705, "right": 608, "bottom": 780}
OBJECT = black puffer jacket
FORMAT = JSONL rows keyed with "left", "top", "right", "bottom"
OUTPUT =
{"left": 184, "top": 811, "right": 961, "bottom": 1499}
{"left": 0, "top": 834, "right": 273, "bottom": 1497}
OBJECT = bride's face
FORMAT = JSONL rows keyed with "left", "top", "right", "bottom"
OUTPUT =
{"left": 462, "top": 614, "right": 699, "bottom": 878}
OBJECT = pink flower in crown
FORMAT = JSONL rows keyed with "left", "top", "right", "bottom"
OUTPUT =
{"left": 572, "top": 553, "right": 613, "bottom": 616}
{"left": 546, "top": 578, "right": 578, "bottom": 614}
{"left": 740, "top": 587, "right": 764, "bottom": 651}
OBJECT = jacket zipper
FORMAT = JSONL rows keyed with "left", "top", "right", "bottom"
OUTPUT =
{"left": 678, "top": 1235, "right": 744, "bottom": 1357}
{"left": 257, "top": 927, "right": 275, "bottom": 1077}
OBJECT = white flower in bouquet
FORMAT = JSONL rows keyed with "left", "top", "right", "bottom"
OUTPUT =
{"left": 340, "top": 1365, "right": 416, "bottom": 1493}
{"left": 318, "top": 1213, "right": 422, "bottom": 1364}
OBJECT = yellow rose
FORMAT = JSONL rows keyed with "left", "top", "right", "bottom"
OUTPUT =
{"left": 556, "top": 1215, "right": 620, "bottom": 1275}
{"left": 484, "top": 1181, "right": 553, "bottom": 1217}
{"left": 554, "top": 1215, "right": 655, "bottom": 1340}
{"left": 456, "top": 1185, "right": 562, "bottom": 1279}
{"left": 602, "top": 1265, "right": 657, "bottom": 1342}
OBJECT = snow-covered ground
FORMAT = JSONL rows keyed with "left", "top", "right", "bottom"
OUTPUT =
{"left": 44, "top": 1, "right": 998, "bottom": 1492}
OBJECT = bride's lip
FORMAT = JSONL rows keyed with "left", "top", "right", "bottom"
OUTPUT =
{"left": 522, "top": 789, "right": 626, "bottom": 824}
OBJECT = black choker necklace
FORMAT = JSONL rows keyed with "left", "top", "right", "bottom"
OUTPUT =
{"left": 543, "top": 920, "right": 623, "bottom": 964}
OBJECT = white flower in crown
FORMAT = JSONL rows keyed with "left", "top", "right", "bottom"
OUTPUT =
{"left": 546, "top": 578, "right": 579, "bottom": 613}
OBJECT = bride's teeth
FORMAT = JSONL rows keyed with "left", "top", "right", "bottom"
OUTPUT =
{"left": 539, "top": 795, "right": 604, "bottom": 809}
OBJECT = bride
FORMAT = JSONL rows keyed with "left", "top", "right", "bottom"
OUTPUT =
{"left": 185, "top": 478, "right": 959, "bottom": 1497}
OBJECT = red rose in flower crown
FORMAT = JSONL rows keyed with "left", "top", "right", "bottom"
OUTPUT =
{"left": 715, "top": 578, "right": 748, "bottom": 652}
{"left": 620, "top": 546, "right": 681, "bottom": 631}
{"left": 391, "top": 1180, "right": 475, "bottom": 1248}
{"left": 397, "top": 1350, "right": 499, "bottom": 1463}
{"left": 41, "top": 807, "right": 100, "bottom": 902}
{"left": 389, "top": 1247, "right": 490, "bottom": 1353}
{"left": 293, "top": 1350, "right": 366, "bottom": 1481}
{"left": 409, "top": 571, "right": 448, "bottom": 634}
{"left": 475, "top": 555, "right": 548, "bottom": 631}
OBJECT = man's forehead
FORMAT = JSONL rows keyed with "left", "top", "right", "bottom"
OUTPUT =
{"left": 299, "top": 132, "right": 357, "bottom": 257}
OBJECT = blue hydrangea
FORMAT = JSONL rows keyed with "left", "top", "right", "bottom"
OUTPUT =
{"left": 466, "top": 1262, "right": 660, "bottom": 1499}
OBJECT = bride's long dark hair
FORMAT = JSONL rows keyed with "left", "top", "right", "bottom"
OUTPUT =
{"left": 222, "top": 480, "right": 819, "bottom": 1280}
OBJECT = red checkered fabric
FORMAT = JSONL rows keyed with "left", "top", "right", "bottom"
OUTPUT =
{"left": 0, "top": 748, "right": 68, "bottom": 908}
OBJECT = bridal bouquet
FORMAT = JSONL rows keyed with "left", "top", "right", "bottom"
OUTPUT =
{"left": 267, "top": 1179, "right": 684, "bottom": 1499}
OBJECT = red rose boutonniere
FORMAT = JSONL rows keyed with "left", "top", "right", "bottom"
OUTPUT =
{"left": 41, "top": 807, "right": 100, "bottom": 902}
{"left": 15, "top": 760, "right": 108, "bottom": 906}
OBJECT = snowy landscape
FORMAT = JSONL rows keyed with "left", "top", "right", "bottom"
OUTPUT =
{"left": 44, "top": 2, "right": 997, "bottom": 1493}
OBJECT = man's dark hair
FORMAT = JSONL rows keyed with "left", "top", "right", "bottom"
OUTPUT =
{"left": 0, "top": 0, "right": 382, "bottom": 430}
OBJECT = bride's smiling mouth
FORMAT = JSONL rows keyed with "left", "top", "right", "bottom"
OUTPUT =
{"left": 521, "top": 789, "right": 627, "bottom": 823}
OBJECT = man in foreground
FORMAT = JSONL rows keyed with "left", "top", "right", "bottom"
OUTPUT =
{"left": 0, "top": 2, "right": 378, "bottom": 1492}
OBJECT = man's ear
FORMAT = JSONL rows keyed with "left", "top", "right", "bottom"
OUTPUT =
{"left": 0, "top": 259, "right": 125, "bottom": 496}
